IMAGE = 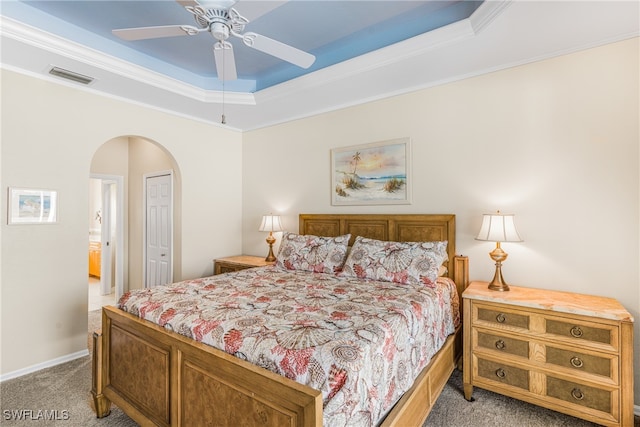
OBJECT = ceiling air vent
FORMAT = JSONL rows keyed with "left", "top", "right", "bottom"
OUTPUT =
{"left": 48, "top": 66, "right": 94, "bottom": 85}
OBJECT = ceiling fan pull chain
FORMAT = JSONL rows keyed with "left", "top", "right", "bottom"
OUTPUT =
{"left": 221, "top": 41, "right": 226, "bottom": 125}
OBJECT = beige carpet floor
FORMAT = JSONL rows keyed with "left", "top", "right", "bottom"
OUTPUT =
{"left": 0, "top": 310, "right": 628, "bottom": 426}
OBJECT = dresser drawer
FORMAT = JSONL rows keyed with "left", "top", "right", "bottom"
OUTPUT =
{"left": 545, "top": 345, "right": 615, "bottom": 380}
{"left": 476, "top": 306, "right": 530, "bottom": 330}
{"left": 476, "top": 357, "right": 529, "bottom": 391}
{"left": 545, "top": 318, "right": 616, "bottom": 349}
{"left": 214, "top": 256, "right": 273, "bottom": 275}
{"left": 546, "top": 376, "right": 613, "bottom": 415}
{"left": 216, "top": 264, "right": 245, "bottom": 274}
{"left": 476, "top": 331, "right": 529, "bottom": 358}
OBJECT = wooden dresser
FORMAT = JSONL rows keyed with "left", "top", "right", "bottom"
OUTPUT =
{"left": 463, "top": 281, "right": 634, "bottom": 426}
{"left": 213, "top": 255, "right": 274, "bottom": 275}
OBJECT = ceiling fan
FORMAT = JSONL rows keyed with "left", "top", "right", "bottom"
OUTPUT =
{"left": 112, "top": 0, "right": 316, "bottom": 81}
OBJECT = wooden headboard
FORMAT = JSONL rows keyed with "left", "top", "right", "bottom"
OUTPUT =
{"left": 298, "top": 214, "right": 469, "bottom": 298}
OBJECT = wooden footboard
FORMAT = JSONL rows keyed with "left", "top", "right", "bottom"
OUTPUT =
{"left": 92, "top": 309, "right": 462, "bottom": 427}
{"left": 92, "top": 306, "right": 322, "bottom": 427}
{"left": 381, "top": 325, "right": 461, "bottom": 426}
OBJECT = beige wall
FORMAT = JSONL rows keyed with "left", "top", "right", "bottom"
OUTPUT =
{"left": 1, "top": 69, "right": 243, "bottom": 375}
{"left": 243, "top": 38, "right": 640, "bottom": 404}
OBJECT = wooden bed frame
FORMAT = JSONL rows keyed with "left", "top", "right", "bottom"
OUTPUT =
{"left": 92, "top": 214, "right": 469, "bottom": 426}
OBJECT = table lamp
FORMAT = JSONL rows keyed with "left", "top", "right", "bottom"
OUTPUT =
{"left": 258, "top": 214, "right": 282, "bottom": 262}
{"left": 475, "top": 211, "right": 523, "bottom": 291}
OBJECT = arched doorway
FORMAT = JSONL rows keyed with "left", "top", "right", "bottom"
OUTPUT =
{"left": 88, "top": 135, "right": 182, "bottom": 313}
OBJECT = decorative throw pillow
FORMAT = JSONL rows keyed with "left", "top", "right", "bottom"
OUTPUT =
{"left": 275, "top": 232, "right": 351, "bottom": 274}
{"left": 340, "top": 236, "right": 448, "bottom": 286}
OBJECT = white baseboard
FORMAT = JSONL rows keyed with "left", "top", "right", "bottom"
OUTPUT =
{"left": 0, "top": 349, "right": 89, "bottom": 382}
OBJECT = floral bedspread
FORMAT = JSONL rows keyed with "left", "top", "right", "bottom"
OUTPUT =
{"left": 118, "top": 266, "right": 460, "bottom": 426}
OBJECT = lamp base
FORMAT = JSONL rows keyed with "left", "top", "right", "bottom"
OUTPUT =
{"left": 265, "top": 233, "right": 276, "bottom": 263}
{"left": 487, "top": 262, "right": 509, "bottom": 291}
{"left": 487, "top": 242, "right": 509, "bottom": 291}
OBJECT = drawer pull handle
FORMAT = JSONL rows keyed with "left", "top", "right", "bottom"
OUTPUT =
{"left": 495, "top": 368, "right": 506, "bottom": 379}
{"left": 570, "top": 326, "right": 583, "bottom": 338}
{"left": 496, "top": 313, "right": 506, "bottom": 323}
{"left": 570, "top": 356, "right": 584, "bottom": 368}
{"left": 571, "top": 388, "right": 585, "bottom": 401}
{"left": 495, "top": 340, "right": 506, "bottom": 350}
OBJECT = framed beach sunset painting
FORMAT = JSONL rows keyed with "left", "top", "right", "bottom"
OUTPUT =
{"left": 331, "top": 138, "right": 411, "bottom": 206}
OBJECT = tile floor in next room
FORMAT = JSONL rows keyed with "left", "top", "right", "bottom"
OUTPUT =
{"left": 88, "top": 276, "right": 116, "bottom": 312}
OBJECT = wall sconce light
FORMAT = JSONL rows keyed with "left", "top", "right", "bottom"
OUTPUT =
{"left": 475, "top": 211, "right": 523, "bottom": 291}
{"left": 258, "top": 214, "right": 283, "bottom": 262}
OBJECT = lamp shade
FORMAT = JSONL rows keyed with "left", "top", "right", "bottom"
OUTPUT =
{"left": 258, "top": 215, "right": 283, "bottom": 232}
{"left": 475, "top": 213, "right": 523, "bottom": 243}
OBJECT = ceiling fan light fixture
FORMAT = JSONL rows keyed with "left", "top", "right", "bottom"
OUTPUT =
{"left": 211, "top": 22, "right": 229, "bottom": 41}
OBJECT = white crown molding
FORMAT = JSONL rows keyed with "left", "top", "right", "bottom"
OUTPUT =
{"left": 0, "top": 61, "right": 244, "bottom": 132}
{"left": 254, "top": 20, "right": 471, "bottom": 104}
{"left": 469, "top": 0, "right": 512, "bottom": 34}
{"left": 254, "top": 1, "right": 510, "bottom": 105}
{"left": 0, "top": 16, "right": 256, "bottom": 106}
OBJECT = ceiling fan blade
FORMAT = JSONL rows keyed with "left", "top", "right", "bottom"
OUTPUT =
{"left": 175, "top": 0, "right": 200, "bottom": 7}
{"left": 214, "top": 42, "right": 238, "bottom": 81}
{"left": 113, "top": 25, "right": 200, "bottom": 41}
{"left": 242, "top": 32, "right": 315, "bottom": 69}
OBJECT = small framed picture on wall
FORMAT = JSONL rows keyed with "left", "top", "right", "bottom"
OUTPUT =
{"left": 7, "top": 187, "right": 58, "bottom": 224}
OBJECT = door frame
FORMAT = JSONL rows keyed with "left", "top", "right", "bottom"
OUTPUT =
{"left": 99, "top": 181, "right": 112, "bottom": 295}
{"left": 143, "top": 170, "right": 174, "bottom": 288}
{"left": 90, "top": 173, "right": 124, "bottom": 300}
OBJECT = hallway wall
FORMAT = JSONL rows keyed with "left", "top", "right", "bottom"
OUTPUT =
{"left": 1, "top": 69, "right": 243, "bottom": 376}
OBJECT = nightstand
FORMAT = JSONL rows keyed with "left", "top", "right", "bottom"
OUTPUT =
{"left": 463, "top": 281, "right": 634, "bottom": 426}
{"left": 213, "top": 255, "right": 274, "bottom": 275}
